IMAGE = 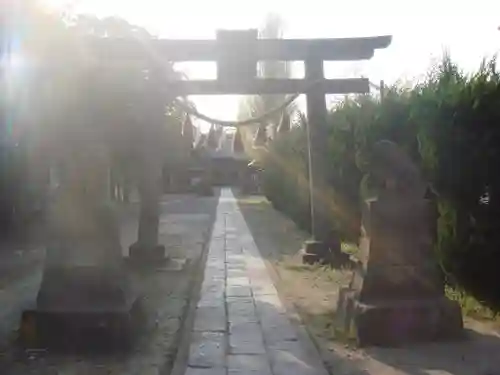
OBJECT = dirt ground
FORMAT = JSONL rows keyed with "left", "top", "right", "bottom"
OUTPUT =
{"left": 237, "top": 194, "right": 500, "bottom": 375}
{"left": 0, "top": 193, "right": 218, "bottom": 375}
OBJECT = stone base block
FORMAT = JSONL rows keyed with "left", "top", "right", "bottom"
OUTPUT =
{"left": 302, "top": 251, "right": 321, "bottom": 265}
{"left": 128, "top": 243, "right": 167, "bottom": 264}
{"left": 301, "top": 240, "right": 353, "bottom": 268}
{"left": 336, "top": 288, "right": 464, "bottom": 347}
{"left": 303, "top": 240, "right": 328, "bottom": 256}
{"left": 20, "top": 297, "right": 146, "bottom": 351}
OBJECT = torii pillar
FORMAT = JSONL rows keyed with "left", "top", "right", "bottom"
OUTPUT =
{"left": 305, "top": 54, "right": 330, "bottom": 245}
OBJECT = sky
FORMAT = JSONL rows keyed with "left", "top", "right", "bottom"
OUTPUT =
{"left": 42, "top": 0, "right": 500, "bottom": 132}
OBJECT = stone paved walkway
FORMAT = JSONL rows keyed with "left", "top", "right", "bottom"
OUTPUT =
{"left": 185, "top": 188, "right": 329, "bottom": 375}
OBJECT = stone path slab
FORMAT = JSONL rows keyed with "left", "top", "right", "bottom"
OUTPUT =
{"left": 184, "top": 188, "right": 329, "bottom": 375}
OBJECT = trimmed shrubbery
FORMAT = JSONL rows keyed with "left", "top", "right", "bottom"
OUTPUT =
{"left": 261, "top": 57, "right": 500, "bottom": 310}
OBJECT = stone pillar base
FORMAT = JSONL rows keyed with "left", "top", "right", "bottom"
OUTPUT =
{"left": 336, "top": 288, "right": 464, "bottom": 347}
{"left": 301, "top": 240, "right": 352, "bottom": 268}
{"left": 20, "top": 266, "right": 144, "bottom": 350}
{"left": 128, "top": 243, "right": 167, "bottom": 264}
{"left": 20, "top": 298, "right": 145, "bottom": 351}
{"left": 302, "top": 240, "right": 327, "bottom": 264}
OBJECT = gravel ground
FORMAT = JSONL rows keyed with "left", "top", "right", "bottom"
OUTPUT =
{"left": 237, "top": 194, "right": 500, "bottom": 375}
{"left": 0, "top": 193, "right": 218, "bottom": 375}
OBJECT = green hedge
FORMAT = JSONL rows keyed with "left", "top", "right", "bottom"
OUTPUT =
{"left": 261, "top": 57, "right": 500, "bottom": 309}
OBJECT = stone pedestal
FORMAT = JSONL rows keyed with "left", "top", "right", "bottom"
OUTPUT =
{"left": 21, "top": 195, "right": 141, "bottom": 349}
{"left": 302, "top": 240, "right": 328, "bottom": 265}
{"left": 335, "top": 196, "right": 463, "bottom": 347}
{"left": 302, "top": 228, "right": 351, "bottom": 268}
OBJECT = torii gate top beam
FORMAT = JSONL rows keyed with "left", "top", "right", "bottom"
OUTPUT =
{"left": 87, "top": 35, "right": 392, "bottom": 62}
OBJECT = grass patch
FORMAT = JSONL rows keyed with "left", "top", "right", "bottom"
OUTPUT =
{"left": 284, "top": 262, "right": 324, "bottom": 273}
{"left": 301, "top": 310, "right": 358, "bottom": 346}
{"left": 446, "top": 286, "right": 500, "bottom": 323}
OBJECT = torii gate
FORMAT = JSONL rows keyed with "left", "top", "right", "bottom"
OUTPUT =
{"left": 91, "top": 30, "right": 391, "bottom": 253}
{"left": 19, "top": 30, "right": 391, "bottom": 348}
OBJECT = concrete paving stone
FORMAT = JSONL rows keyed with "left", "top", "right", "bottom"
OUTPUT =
{"left": 185, "top": 367, "right": 226, "bottom": 375}
{"left": 226, "top": 296, "right": 254, "bottom": 305}
{"left": 226, "top": 254, "right": 245, "bottom": 262}
{"left": 209, "top": 236, "right": 224, "bottom": 243}
{"left": 248, "top": 280, "right": 274, "bottom": 287}
{"left": 225, "top": 255, "right": 245, "bottom": 263}
{"left": 203, "top": 275, "right": 225, "bottom": 285}
{"left": 227, "top": 277, "right": 250, "bottom": 287}
{"left": 205, "top": 266, "right": 225, "bottom": 274}
{"left": 228, "top": 249, "right": 243, "bottom": 256}
{"left": 228, "top": 309, "right": 259, "bottom": 324}
{"left": 204, "top": 267, "right": 225, "bottom": 275}
{"left": 226, "top": 285, "right": 252, "bottom": 298}
{"left": 188, "top": 331, "right": 226, "bottom": 368}
{"left": 251, "top": 284, "right": 278, "bottom": 296}
{"left": 227, "top": 355, "right": 272, "bottom": 375}
{"left": 208, "top": 242, "right": 225, "bottom": 251}
{"left": 227, "top": 269, "right": 248, "bottom": 278}
{"left": 227, "top": 298, "right": 256, "bottom": 318}
{"left": 269, "top": 349, "right": 318, "bottom": 375}
{"left": 226, "top": 264, "right": 246, "bottom": 272}
{"left": 201, "top": 285, "right": 225, "bottom": 296}
{"left": 200, "top": 289, "right": 224, "bottom": 299}
{"left": 204, "top": 261, "right": 226, "bottom": 275}
{"left": 194, "top": 306, "right": 226, "bottom": 332}
{"left": 201, "top": 275, "right": 226, "bottom": 291}
{"left": 207, "top": 244, "right": 225, "bottom": 255}
{"left": 204, "top": 268, "right": 225, "bottom": 276}
{"left": 202, "top": 277, "right": 226, "bottom": 289}
{"left": 257, "top": 309, "right": 288, "bottom": 329}
{"left": 226, "top": 246, "right": 243, "bottom": 255}
{"left": 204, "top": 265, "right": 225, "bottom": 273}
{"left": 205, "top": 259, "right": 225, "bottom": 266}
{"left": 197, "top": 295, "right": 225, "bottom": 308}
{"left": 207, "top": 256, "right": 224, "bottom": 263}
{"left": 261, "top": 320, "right": 297, "bottom": 344}
{"left": 247, "top": 278, "right": 274, "bottom": 288}
{"left": 267, "top": 339, "right": 305, "bottom": 352}
{"left": 226, "top": 263, "right": 246, "bottom": 271}
{"left": 254, "top": 294, "right": 286, "bottom": 314}
{"left": 208, "top": 248, "right": 225, "bottom": 255}
{"left": 228, "top": 321, "right": 261, "bottom": 334}
{"left": 229, "top": 328, "right": 266, "bottom": 355}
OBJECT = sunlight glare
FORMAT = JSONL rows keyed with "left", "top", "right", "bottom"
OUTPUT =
{"left": 1, "top": 52, "right": 27, "bottom": 79}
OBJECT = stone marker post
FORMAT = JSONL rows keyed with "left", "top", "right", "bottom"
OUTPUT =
{"left": 336, "top": 140, "right": 463, "bottom": 346}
